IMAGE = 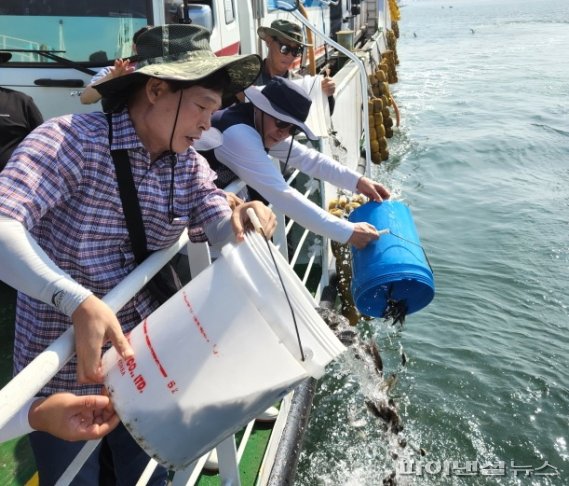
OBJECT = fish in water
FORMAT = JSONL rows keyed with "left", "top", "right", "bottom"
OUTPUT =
{"left": 315, "top": 306, "right": 358, "bottom": 345}
{"left": 380, "top": 373, "right": 398, "bottom": 394}
{"left": 316, "top": 306, "right": 350, "bottom": 330}
{"left": 384, "top": 287, "right": 408, "bottom": 325}
{"left": 365, "top": 339, "right": 383, "bottom": 374}
{"left": 336, "top": 328, "right": 358, "bottom": 346}
{"left": 401, "top": 349, "right": 408, "bottom": 367}
{"left": 411, "top": 444, "right": 427, "bottom": 457}
{"left": 382, "top": 471, "right": 397, "bottom": 485}
{"left": 384, "top": 298, "right": 407, "bottom": 325}
{"left": 365, "top": 399, "right": 403, "bottom": 434}
{"left": 398, "top": 437, "right": 426, "bottom": 456}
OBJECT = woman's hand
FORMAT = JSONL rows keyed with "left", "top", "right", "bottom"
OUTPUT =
{"left": 72, "top": 295, "right": 134, "bottom": 384}
{"left": 225, "top": 192, "right": 244, "bottom": 210}
{"left": 356, "top": 177, "right": 391, "bottom": 202}
{"left": 231, "top": 201, "right": 277, "bottom": 241}
{"left": 28, "top": 392, "right": 120, "bottom": 441}
{"left": 348, "top": 222, "right": 379, "bottom": 249}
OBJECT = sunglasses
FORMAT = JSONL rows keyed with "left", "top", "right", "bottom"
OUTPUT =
{"left": 273, "top": 38, "right": 303, "bottom": 58}
{"left": 273, "top": 118, "right": 297, "bottom": 135}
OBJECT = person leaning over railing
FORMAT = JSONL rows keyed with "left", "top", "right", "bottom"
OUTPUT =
{"left": 0, "top": 24, "right": 274, "bottom": 486}
{"left": 200, "top": 77, "right": 391, "bottom": 250}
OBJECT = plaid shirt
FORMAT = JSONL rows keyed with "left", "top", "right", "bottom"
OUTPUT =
{"left": 0, "top": 109, "right": 231, "bottom": 395}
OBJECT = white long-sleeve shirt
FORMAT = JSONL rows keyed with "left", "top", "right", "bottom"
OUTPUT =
{"left": 213, "top": 121, "right": 361, "bottom": 243}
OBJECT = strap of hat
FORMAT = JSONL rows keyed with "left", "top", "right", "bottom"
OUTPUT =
{"left": 280, "top": 128, "right": 296, "bottom": 174}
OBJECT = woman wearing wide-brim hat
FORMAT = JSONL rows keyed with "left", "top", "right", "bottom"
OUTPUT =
{"left": 0, "top": 24, "right": 276, "bottom": 486}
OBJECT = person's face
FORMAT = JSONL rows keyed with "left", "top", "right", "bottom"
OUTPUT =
{"left": 146, "top": 80, "right": 221, "bottom": 154}
{"left": 256, "top": 109, "right": 296, "bottom": 149}
{"left": 266, "top": 36, "right": 303, "bottom": 74}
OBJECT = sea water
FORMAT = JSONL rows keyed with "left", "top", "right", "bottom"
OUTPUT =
{"left": 296, "top": 0, "right": 569, "bottom": 484}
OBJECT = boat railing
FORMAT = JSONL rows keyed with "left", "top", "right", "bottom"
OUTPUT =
{"left": 226, "top": 161, "right": 328, "bottom": 298}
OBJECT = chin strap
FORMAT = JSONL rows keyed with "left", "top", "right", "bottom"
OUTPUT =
{"left": 281, "top": 128, "right": 296, "bottom": 175}
{"left": 165, "top": 90, "right": 184, "bottom": 222}
{"left": 257, "top": 111, "right": 270, "bottom": 153}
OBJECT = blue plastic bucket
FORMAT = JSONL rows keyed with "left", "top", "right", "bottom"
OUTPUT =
{"left": 348, "top": 200, "right": 435, "bottom": 318}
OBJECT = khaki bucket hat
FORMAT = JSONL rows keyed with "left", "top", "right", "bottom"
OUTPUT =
{"left": 96, "top": 24, "right": 261, "bottom": 100}
{"left": 257, "top": 20, "right": 312, "bottom": 47}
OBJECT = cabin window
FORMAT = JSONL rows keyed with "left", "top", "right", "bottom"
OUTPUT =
{"left": 223, "top": 0, "right": 235, "bottom": 24}
{"left": 0, "top": 0, "right": 149, "bottom": 65}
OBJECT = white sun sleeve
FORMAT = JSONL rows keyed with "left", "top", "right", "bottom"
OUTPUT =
{"left": 0, "top": 216, "right": 93, "bottom": 316}
{"left": 213, "top": 124, "right": 357, "bottom": 243}
{"left": 0, "top": 397, "right": 34, "bottom": 442}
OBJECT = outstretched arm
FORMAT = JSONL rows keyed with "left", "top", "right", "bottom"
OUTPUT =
{"left": 215, "top": 125, "right": 355, "bottom": 243}
{"left": 270, "top": 139, "right": 362, "bottom": 191}
{"left": 80, "top": 60, "right": 135, "bottom": 105}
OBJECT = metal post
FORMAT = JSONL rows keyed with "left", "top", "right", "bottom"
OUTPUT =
{"left": 290, "top": 11, "right": 372, "bottom": 175}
